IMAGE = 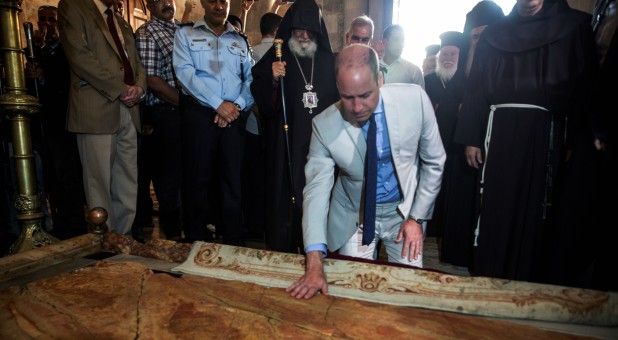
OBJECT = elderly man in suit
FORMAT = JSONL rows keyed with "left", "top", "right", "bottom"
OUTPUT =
{"left": 58, "top": 0, "right": 146, "bottom": 235}
{"left": 287, "top": 44, "right": 445, "bottom": 299}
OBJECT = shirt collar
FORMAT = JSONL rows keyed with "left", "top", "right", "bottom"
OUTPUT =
{"left": 374, "top": 94, "right": 384, "bottom": 114}
{"left": 380, "top": 57, "right": 401, "bottom": 67}
{"left": 362, "top": 94, "right": 385, "bottom": 132}
{"left": 93, "top": 0, "right": 111, "bottom": 16}
{"left": 194, "top": 18, "right": 238, "bottom": 36}
{"left": 151, "top": 15, "right": 176, "bottom": 30}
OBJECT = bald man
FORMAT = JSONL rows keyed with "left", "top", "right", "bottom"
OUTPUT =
{"left": 287, "top": 44, "right": 445, "bottom": 299}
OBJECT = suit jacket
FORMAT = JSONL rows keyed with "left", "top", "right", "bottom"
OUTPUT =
{"left": 58, "top": 0, "right": 146, "bottom": 134}
{"left": 302, "top": 84, "right": 446, "bottom": 251}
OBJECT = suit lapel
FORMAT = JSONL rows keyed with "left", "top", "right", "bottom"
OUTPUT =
{"left": 88, "top": 1, "right": 123, "bottom": 61}
{"left": 338, "top": 101, "right": 366, "bottom": 164}
{"left": 344, "top": 118, "right": 366, "bottom": 164}
{"left": 382, "top": 89, "right": 401, "bottom": 159}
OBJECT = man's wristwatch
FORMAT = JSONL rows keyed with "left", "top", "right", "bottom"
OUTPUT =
{"left": 409, "top": 216, "right": 425, "bottom": 224}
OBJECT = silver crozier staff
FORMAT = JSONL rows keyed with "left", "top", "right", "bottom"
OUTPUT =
{"left": 274, "top": 38, "right": 296, "bottom": 207}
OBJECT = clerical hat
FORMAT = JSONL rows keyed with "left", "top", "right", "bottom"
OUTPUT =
{"left": 439, "top": 31, "right": 465, "bottom": 50}
{"left": 425, "top": 44, "right": 440, "bottom": 57}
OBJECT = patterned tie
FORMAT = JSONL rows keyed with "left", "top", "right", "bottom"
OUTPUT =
{"left": 104, "top": 8, "right": 134, "bottom": 85}
{"left": 362, "top": 113, "right": 377, "bottom": 246}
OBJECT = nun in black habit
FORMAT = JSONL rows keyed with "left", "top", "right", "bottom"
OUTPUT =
{"left": 250, "top": 0, "right": 339, "bottom": 253}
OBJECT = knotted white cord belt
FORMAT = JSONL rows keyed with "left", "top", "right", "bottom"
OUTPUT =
{"left": 474, "top": 103, "right": 549, "bottom": 247}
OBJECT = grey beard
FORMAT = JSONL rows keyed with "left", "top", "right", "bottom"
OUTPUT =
{"left": 288, "top": 37, "right": 318, "bottom": 58}
{"left": 436, "top": 63, "right": 457, "bottom": 83}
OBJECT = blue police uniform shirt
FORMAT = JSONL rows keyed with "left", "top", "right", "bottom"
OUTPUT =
{"left": 173, "top": 19, "right": 254, "bottom": 110}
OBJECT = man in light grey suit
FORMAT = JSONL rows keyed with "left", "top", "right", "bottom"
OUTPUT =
{"left": 287, "top": 44, "right": 445, "bottom": 299}
{"left": 59, "top": 0, "right": 146, "bottom": 235}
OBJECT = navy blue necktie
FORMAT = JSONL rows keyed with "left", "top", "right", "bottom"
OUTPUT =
{"left": 362, "top": 114, "right": 377, "bottom": 246}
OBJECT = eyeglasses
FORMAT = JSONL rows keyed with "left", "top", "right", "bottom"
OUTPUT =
{"left": 39, "top": 16, "right": 58, "bottom": 22}
{"left": 38, "top": 5, "right": 58, "bottom": 11}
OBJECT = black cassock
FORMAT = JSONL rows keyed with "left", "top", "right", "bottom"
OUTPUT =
{"left": 251, "top": 45, "right": 338, "bottom": 253}
{"left": 424, "top": 71, "right": 478, "bottom": 268}
{"left": 453, "top": 0, "right": 598, "bottom": 284}
{"left": 423, "top": 71, "right": 465, "bottom": 240}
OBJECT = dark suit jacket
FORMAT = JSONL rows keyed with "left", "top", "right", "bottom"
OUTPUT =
{"left": 58, "top": 0, "right": 146, "bottom": 134}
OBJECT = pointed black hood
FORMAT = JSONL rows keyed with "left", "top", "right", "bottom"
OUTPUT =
{"left": 275, "top": 0, "right": 332, "bottom": 53}
{"left": 484, "top": 0, "right": 591, "bottom": 52}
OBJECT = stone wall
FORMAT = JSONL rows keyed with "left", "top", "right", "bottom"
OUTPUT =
{"left": 17, "top": 0, "right": 597, "bottom": 52}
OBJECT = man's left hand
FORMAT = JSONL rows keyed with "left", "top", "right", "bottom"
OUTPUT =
{"left": 395, "top": 218, "right": 423, "bottom": 262}
{"left": 120, "top": 85, "right": 144, "bottom": 107}
{"left": 215, "top": 101, "right": 240, "bottom": 126}
{"left": 286, "top": 251, "right": 328, "bottom": 300}
{"left": 241, "top": 0, "right": 254, "bottom": 13}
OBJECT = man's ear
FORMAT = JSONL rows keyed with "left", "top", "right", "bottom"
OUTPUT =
{"left": 378, "top": 70, "right": 384, "bottom": 88}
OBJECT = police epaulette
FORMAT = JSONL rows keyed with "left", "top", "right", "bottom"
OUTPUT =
{"left": 178, "top": 22, "right": 194, "bottom": 27}
{"left": 237, "top": 31, "right": 255, "bottom": 61}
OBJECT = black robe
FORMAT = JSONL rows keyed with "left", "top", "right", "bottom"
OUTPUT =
{"left": 249, "top": 0, "right": 339, "bottom": 253}
{"left": 424, "top": 71, "right": 477, "bottom": 267}
{"left": 250, "top": 44, "right": 338, "bottom": 253}
{"left": 424, "top": 71, "right": 464, "bottom": 239}
{"left": 453, "top": 0, "right": 598, "bottom": 283}
{"left": 590, "top": 17, "right": 618, "bottom": 291}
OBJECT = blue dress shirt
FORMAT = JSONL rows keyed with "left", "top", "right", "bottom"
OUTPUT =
{"left": 361, "top": 97, "right": 401, "bottom": 203}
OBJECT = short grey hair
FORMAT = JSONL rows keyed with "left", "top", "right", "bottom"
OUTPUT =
{"left": 348, "top": 15, "right": 374, "bottom": 36}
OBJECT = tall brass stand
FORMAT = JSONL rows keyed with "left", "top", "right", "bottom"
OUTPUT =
{"left": 0, "top": 0, "right": 58, "bottom": 254}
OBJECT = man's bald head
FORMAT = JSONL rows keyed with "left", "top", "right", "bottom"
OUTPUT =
{"left": 335, "top": 44, "right": 380, "bottom": 84}
{"left": 335, "top": 44, "right": 383, "bottom": 125}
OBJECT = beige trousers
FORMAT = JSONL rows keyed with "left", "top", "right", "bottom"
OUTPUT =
{"left": 77, "top": 106, "right": 138, "bottom": 235}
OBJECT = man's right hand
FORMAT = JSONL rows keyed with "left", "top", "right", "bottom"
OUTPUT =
{"left": 120, "top": 85, "right": 144, "bottom": 108}
{"left": 25, "top": 62, "right": 43, "bottom": 81}
{"left": 33, "top": 25, "right": 46, "bottom": 48}
{"left": 286, "top": 251, "right": 328, "bottom": 300}
{"left": 216, "top": 101, "right": 240, "bottom": 126}
{"left": 465, "top": 146, "right": 483, "bottom": 169}
{"left": 272, "top": 61, "right": 287, "bottom": 82}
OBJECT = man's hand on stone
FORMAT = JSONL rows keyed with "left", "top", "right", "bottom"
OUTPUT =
{"left": 286, "top": 251, "right": 328, "bottom": 300}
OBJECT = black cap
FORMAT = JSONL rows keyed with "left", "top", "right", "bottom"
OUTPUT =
{"left": 425, "top": 44, "right": 440, "bottom": 57}
{"left": 464, "top": 1, "right": 505, "bottom": 34}
{"left": 439, "top": 31, "right": 465, "bottom": 50}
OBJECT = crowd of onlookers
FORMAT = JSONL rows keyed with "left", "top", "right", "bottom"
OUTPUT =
{"left": 1, "top": 0, "right": 615, "bottom": 293}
